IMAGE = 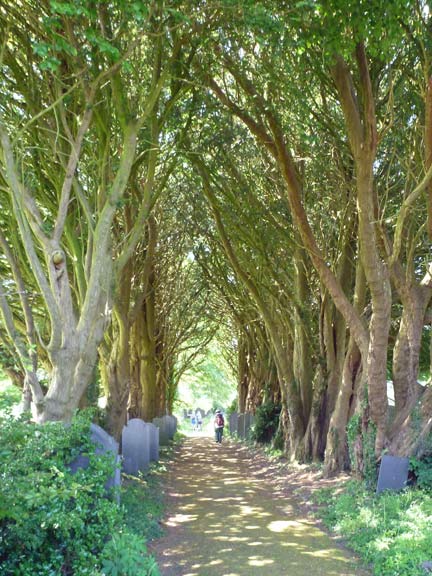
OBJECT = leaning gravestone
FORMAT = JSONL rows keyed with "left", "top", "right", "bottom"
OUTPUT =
{"left": 238, "top": 413, "right": 245, "bottom": 439}
{"left": 376, "top": 454, "right": 409, "bottom": 494}
{"left": 146, "top": 422, "right": 159, "bottom": 461}
{"left": 69, "top": 423, "right": 121, "bottom": 497}
{"left": 122, "top": 418, "right": 150, "bottom": 476}
{"left": 153, "top": 417, "right": 170, "bottom": 445}
{"left": 229, "top": 412, "right": 239, "bottom": 436}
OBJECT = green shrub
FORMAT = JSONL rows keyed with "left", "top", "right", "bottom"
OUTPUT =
{"left": 410, "top": 456, "right": 432, "bottom": 491}
{"left": 0, "top": 383, "right": 21, "bottom": 414}
{"left": 226, "top": 397, "right": 238, "bottom": 417}
{"left": 315, "top": 480, "right": 432, "bottom": 575}
{"left": 101, "top": 531, "right": 160, "bottom": 576}
{"left": 250, "top": 401, "right": 281, "bottom": 444}
{"left": 0, "top": 411, "right": 121, "bottom": 575}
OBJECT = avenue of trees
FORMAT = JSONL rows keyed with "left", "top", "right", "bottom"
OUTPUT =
{"left": 1, "top": 0, "right": 432, "bottom": 475}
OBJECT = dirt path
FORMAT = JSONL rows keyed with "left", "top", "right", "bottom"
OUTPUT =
{"left": 152, "top": 436, "right": 368, "bottom": 576}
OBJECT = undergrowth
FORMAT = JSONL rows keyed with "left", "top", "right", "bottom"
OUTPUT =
{"left": 314, "top": 480, "right": 432, "bottom": 575}
{"left": 0, "top": 410, "right": 166, "bottom": 576}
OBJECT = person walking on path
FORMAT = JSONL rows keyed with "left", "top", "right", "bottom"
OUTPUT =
{"left": 214, "top": 409, "right": 224, "bottom": 443}
{"left": 196, "top": 410, "right": 203, "bottom": 431}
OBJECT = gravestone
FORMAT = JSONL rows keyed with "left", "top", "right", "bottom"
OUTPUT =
{"left": 122, "top": 418, "right": 150, "bottom": 476}
{"left": 146, "top": 422, "right": 159, "bottom": 461}
{"left": 69, "top": 423, "right": 121, "bottom": 497}
{"left": 229, "top": 412, "right": 239, "bottom": 436}
{"left": 183, "top": 409, "right": 189, "bottom": 419}
{"left": 238, "top": 413, "right": 245, "bottom": 439}
{"left": 170, "top": 415, "right": 178, "bottom": 437}
{"left": 245, "top": 413, "right": 255, "bottom": 438}
{"left": 161, "top": 415, "right": 176, "bottom": 439}
{"left": 376, "top": 454, "right": 409, "bottom": 494}
{"left": 153, "top": 417, "right": 170, "bottom": 445}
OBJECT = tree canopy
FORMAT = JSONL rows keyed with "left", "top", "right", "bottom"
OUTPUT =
{"left": 1, "top": 0, "right": 432, "bottom": 473}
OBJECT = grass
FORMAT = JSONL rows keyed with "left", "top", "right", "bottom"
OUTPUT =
{"left": 314, "top": 480, "right": 432, "bottom": 575}
{"left": 122, "top": 467, "right": 166, "bottom": 542}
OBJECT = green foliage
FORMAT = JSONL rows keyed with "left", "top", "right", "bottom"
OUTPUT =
{"left": 0, "top": 383, "right": 21, "bottom": 414}
{"left": 0, "top": 411, "right": 121, "bottom": 574}
{"left": 315, "top": 480, "right": 432, "bottom": 575}
{"left": 101, "top": 532, "right": 160, "bottom": 576}
{"left": 250, "top": 401, "right": 281, "bottom": 444}
{"left": 176, "top": 337, "right": 237, "bottom": 412}
{"left": 226, "top": 396, "right": 238, "bottom": 417}
{"left": 122, "top": 477, "right": 164, "bottom": 542}
{"left": 410, "top": 456, "right": 432, "bottom": 491}
{"left": 31, "top": 0, "right": 151, "bottom": 72}
{"left": 0, "top": 412, "right": 163, "bottom": 574}
{"left": 293, "top": 0, "right": 414, "bottom": 60}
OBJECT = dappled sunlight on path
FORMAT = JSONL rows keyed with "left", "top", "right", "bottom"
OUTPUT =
{"left": 152, "top": 437, "right": 367, "bottom": 576}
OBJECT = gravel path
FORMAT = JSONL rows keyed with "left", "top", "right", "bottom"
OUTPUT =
{"left": 152, "top": 435, "right": 367, "bottom": 576}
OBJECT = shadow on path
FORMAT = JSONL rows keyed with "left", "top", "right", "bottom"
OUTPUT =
{"left": 151, "top": 436, "right": 367, "bottom": 576}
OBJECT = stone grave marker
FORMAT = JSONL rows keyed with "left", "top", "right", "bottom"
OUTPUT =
{"left": 170, "top": 415, "right": 178, "bottom": 437}
{"left": 376, "top": 454, "right": 409, "bottom": 494}
{"left": 229, "top": 412, "right": 239, "bottom": 436}
{"left": 161, "top": 414, "right": 177, "bottom": 439}
{"left": 122, "top": 418, "right": 150, "bottom": 476}
{"left": 153, "top": 416, "right": 170, "bottom": 445}
{"left": 69, "top": 423, "right": 121, "bottom": 497}
{"left": 238, "top": 413, "right": 245, "bottom": 439}
{"left": 146, "top": 422, "right": 159, "bottom": 461}
{"left": 245, "top": 413, "right": 255, "bottom": 438}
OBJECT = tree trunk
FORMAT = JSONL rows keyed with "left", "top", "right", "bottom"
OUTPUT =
{"left": 293, "top": 245, "right": 313, "bottom": 424}
{"left": 237, "top": 332, "right": 249, "bottom": 413}
{"left": 324, "top": 258, "right": 366, "bottom": 474}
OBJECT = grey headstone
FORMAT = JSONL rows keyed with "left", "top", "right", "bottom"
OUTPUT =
{"left": 245, "top": 413, "right": 255, "bottom": 438}
{"left": 153, "top": 417, "right": 170, "bottom": 445}
{"left": 229, "top": 412, "right": 239, "bottom": 436}
{"left": 376, "top": 454, "right": 409, "bottom": 494}
{"left": 161, "top": 415, "right": 176, "bottom": 439}
{"left": 183, "top": 409, "right": 189, "bottom": 419}
{"left": 146, "top": 422, "right": 159, "bottom": 461}
{"left": 238, "top": 413, "right": 245, "bottom": 439}
{"left": 122, "top": 418, "right": 150, "bottom": 476}
{"left": 69, "top": 423, "right": 121, "bottom": 496}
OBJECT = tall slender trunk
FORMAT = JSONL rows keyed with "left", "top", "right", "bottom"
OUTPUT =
{"left": 293, "top": 245, "right": 313, "bottom": 424}
{"left": 324, "top": 259, "right": 367, "bottom": 474}
{"left": 392, "top": 291, "right": 429, "bottom": 417}
{"left": 237, "top": 331, "right": 249, "bottom": 413}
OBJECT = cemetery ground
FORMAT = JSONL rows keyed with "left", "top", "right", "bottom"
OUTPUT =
{"left": 151, "top": 435, "right": 370, "bottom": 576}
{"left": 1, "top": 396, "right": 431, "bottom": 575}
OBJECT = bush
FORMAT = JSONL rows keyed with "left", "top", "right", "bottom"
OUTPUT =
{"left": 410, "top": 456, "right": 432, "bottom": 491}
{"left": 0, "top": 383, "right": 21, "bottom": 414}
{"left": 315, "top": 480, "right": 432, "bottom": 575}
{"left": 250, "top": 401, "right": 281, "bottom": 444}
{"left": 101, "top": 532, "right": 160, "bottom": 576}
{"left": 0, "top": 411, "right": 121, "bottom": 575}
{"left": 0, "top": 411, "right": 163, "bottom": 575}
